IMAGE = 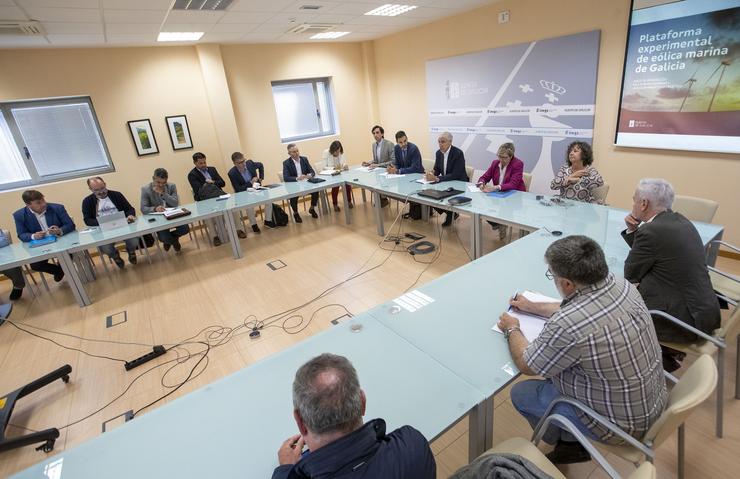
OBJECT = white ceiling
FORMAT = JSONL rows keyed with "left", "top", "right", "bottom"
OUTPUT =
{"left": 0, "top": 0, "right": 501, "bottom": 48}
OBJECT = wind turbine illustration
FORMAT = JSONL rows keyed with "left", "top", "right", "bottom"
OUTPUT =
{"left": 705, "top": 60, "right": 731, "bottom": 112}
{"left": 678, "top": 66, "right": 699, "bottom": 112}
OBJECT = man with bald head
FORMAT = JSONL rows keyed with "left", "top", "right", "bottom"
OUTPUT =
{"left": 272, "top": 353, "right": 435, "bottom": 478}
{"left": 82, "top": 177, "right": 139, "bottom": 269}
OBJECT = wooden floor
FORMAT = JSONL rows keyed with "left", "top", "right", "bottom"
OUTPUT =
{"left": 0, "top": 200, "right": 738, "bottom": 478}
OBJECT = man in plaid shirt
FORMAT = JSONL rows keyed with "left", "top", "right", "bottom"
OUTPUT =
{"left": 498, "top": 235, "right": 667, "bottom": 464}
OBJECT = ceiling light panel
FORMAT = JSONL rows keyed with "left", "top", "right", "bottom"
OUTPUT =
{"left": 157, "top": 31, "right": 204, "bottom": 41}
{"left": 364, "top": 4, "right": 418, "bottom": 17}
{"left": 310, "top": 31, "right": 350, "bottom": 39}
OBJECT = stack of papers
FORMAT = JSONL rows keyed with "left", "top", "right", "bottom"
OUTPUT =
{"left": 467, "top": 184, "right": 482, "bottom": 193}
{"left": 355, "top": 166, "right": 375, "bottom": 172}
{"left": 492, "top": 290, "right": 560, "bottom": 342}
{"left": 414, "top": 178, "right": 435, "bottom": 185}
{"left": 163, "top": 208, "right": 185, "bottom": 219}
{"left": 379, "top": 173, "right": 405, "bottom": 179}
{"left": 319, "top": 169, "right": 339, "bottom": 175}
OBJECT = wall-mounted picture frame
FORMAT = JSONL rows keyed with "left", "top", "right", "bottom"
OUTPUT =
{"left": 165, "top": 114, "right": 193, "bottom": 150}
{"left": 127, "top": 119, "right": 159, "bottom": 156}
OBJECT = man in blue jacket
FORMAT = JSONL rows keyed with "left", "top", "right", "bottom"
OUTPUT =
{"left": 227, "top": 151, "right": 263, "bottom": 233}
{"left": 388, "top": 130, "right": 424, "bottom": 174}
{"left": 13, "top": 189, "right": 75, "bottom": 283}
{"left": 82, "top": 177, "right": 139, "bottom": 268}
{"left": 272, "top": 353, "right": 436, "bottom": 479}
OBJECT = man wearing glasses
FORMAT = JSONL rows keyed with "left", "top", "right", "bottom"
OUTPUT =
{"left": 497, "top": 236, "right": 667, "bottom": 465}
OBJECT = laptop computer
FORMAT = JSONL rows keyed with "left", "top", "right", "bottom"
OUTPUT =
{"left": 417, "top": 187, "right": 464, "bottom": 200}
{"left": 98, "top": 211, "right": 128, "bottom": 232}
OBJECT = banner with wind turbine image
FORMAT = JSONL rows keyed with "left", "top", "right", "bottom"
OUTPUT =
{"left": 616, "top": 0, "right": 740, "bottom": 154}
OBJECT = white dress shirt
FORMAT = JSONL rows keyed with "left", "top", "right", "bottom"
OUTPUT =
{"left": 31, "top": 208, "right": 49, "bottom": 231}
{"left": 292, "top": 158, "right": 303, "bottom": 178}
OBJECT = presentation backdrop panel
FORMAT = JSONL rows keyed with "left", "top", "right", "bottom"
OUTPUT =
{"left": 615, "top": 0, "right": 740, "bottom": 154}
{"left": 426, "top": 30, "right": 600, "bottom": 194}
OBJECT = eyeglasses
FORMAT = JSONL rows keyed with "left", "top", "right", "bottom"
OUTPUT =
{"left": 545, "top": 268, "right": 554, "bottom": 280}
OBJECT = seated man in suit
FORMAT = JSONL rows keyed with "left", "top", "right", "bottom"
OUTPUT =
{"left": 273, "top": 353, "right": 436, "bottom": 479}
{"left": 0, "top": 230, "right": 26, "bottom": 301}
{"left": 187, "top": 152, "right": 246, "bottom": 246}
{"left": 13, "top": 189, "right": 75, "bottom": 282}
{"left": 622, "top": 178, "right": 721, "bottom": 372}
{"left": 363, "top": 124, "right": 395, "bottom": 169}
{"left": 425, "top": 131, "right": 468, "bottom": 227}
{"left": 227, "top": 151, "right": 263, "bottom": 233}
{"left": 499, "top": 236, "right": 667, "bottom": 464}
{"left": 83, "top": 177, "right": 140, "bottom": 268}
{"left": 282, "top": 143, "right": 319, "bottom": 223}
{"left": 387, "top": 130, "right": 423, "bottom": 175}
{"left": 140, "top": 168, "right": 190, "bottom": 253}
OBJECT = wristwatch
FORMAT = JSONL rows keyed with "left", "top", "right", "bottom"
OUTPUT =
{"left": 504, "top": 326, "right": 521, "bottom": 340}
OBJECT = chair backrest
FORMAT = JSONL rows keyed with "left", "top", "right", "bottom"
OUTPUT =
{"left": 465, "top": 165, "right": 474, "bottom": 181}
{"left": 672, "top": 194, "right": 718, "bottom": 223}
{"left": 277, "top": 172, "right": 284, "bottom": 182}
{"left": 644, "top": 354, "right": 717, "bottom": 447}
{"left": 313, "top": 162, "right": 325, "bottom": 173}
{"left": 629, "top": 462, "right": 656, "bottom": 479}
{"left": 421, "top": 158, "right": 434, "bottom": 173}
{"left": 522, "top": 172, "right": 533, "bottom": 191}
{"left": 591, "top": 183, "right": 610, "bottom": 204}
{"left": 717, "top": 300, "right": 740, "bottom": 339}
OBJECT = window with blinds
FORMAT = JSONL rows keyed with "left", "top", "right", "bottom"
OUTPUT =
{"left": 0, "top": 96, "right": 114, "bottom": 192}
{"left": 271, "top": 78, "right": 338, "bottom": 143}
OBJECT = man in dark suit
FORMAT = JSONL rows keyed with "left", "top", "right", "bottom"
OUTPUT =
{"left": 282, "top": 143, "right": 319, "bottom": 223}
{"left": 426, "top": 132, "right": 468, "bottom": 226}
{"left": 388, "top": 131, "right": 423, "bottom": 175}
{"left": 187, "top": 152, "right": 246, "bottom": 246}
{"left": 13, "top": 189, "right": 75, "bottom": 282}
{"left": 228, "top": 151, "right": 263, "bottom": 233}
{"left": 622, "top": 178, "right": 720, "bottom": 371}
{"left": 82, "top": 177, "right": 140, "bottom": 268}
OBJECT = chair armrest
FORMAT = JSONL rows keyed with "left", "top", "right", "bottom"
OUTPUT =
{"left": 708, "top": 266, "right": 740, "bottom": 284}
{"left": 648, "top": 310, "right": 724, "bottom": 347}
{"left": 536, "top": 395, "right": 655, "bottom": 460}
{"left": 664, "top": 370, "right": 679, "bottom": 384}
{"left": 533, "top": 414, "right": 621, "bottom": 479}
{"left": 711, "top": 240, "right": 740, "bottom": 253}
{"left": 716, "top": 293, "right": 737, "bottom": 307}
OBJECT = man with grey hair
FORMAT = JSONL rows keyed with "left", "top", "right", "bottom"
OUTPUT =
{"left": 498, "top": 236, "right": 667, "bottom": 464}
{"left": 272, "top": 353, "right": 436, "bottom": 478}
{"left": 623, "top": 178, "right": 720, "bottom": 371}
{"left": 426, "top": 131, "right": 469, "bottom": 226}
{"left": 282, "top": 143, "right": 319, "bottom": 223}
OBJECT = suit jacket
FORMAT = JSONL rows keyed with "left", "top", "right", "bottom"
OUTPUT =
{"left": 393, "top": 142, "right": 424, "bottom": 174}
{"left": 371, "top": 139, "right": 395, "bottom": 167}
{"left": 433, "top": 145, "right": 468, "bottom": 182}
{"left": 282, "top": 156, "right": 315, "bottom": 182}
{"left": 622, "top": 210, "right": 720, "bottom": 342}
{"left": 188, "top": 166, "right": 226, "bottom": 200}
{"left": 228, "top": 161, "right": 265, "bottom": 192}
{"left": 14, "top": 203, "right": 76, "bottom": 242}
{"left": 82, "top": 190, "right": 135, "bottom": 227}
{"left": 140, "top": 182, "right": 180, "bottom": 214}
{"left": 271, "top": 419, "right": 435, "bottom": 479}
{"left": 478, "top": 157, "right": 526, "bottom": 191}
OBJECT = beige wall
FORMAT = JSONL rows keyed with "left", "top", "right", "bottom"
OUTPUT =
{"left": 220, "top": 42, "right": 372, "bottom": 177}
{"left": 372, "top": 0, "right": 739, "bottom": 243}
{"left": 0, "top": 46, "right": 222, "bottom": 233}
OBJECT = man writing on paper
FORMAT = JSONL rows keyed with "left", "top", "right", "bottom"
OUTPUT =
{"left": 140, "top": 168, "right": 190, "bottom": 253}
{"left": 497, "top": 236, "right": 666, "bottom": 465}
{"left": 272, "top": 353, "right": 436, "bottom": 479}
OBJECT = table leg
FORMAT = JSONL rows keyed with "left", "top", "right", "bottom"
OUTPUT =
{"left": 468, "top": 396, "right": 494, "bottom": 462}
{"left": 57, "top": 252, "right": 90, "bottom": 307}
{"left": 222, "top": 211, "right": 243, "bottom": 260}
{"left": 319, "top": 190, "right": 330, "bottom": 215}
{"left": 372, "top": 191, "right": 385, "bottom": 236}
{"left": 342, "top": 184, "right": 351, "bottom": 225}
{"left": 706, "top": 230, "right": 723, "bottom": 267}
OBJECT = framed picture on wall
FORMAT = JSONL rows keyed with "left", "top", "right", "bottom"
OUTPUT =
{"left": 165, "top": 114, "right": 193, "bottom": 150}
{"left": 127, "top": 119, "right": 159, "bottom": 156}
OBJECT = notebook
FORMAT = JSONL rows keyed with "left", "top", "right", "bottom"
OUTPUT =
{"left": 491, "top": 290, "right": 560, "bottom": 342}
{"left": 29, "top": 235, "right": 57, "bottom": 248}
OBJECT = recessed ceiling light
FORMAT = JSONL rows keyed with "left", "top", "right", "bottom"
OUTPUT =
{"left": 157, "top": 32, "right": 204, "bottom": 42}
{"left": 310, "top": 31, "right": 350, "bottom": 39}
{"left": 364, "top": 4, "right": 418, "bottom": 17}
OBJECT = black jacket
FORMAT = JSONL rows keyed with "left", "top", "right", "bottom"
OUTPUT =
{"left": 433, "top": 145, "right": 468, "bottom": 182}
{"left": 227, "top": 161, "right": 265, "bottom": 192}
{"left": 81, "top": 190, "right": 135, "bottom": 227}
{"left": 272, "top": 419, "right": 435, "bottom": 479}
{"left": 622, "top": 210, "right": 720, "bottom": 342}
{"left": 282, "top": 156, "right": 315, "bottom": 182}
{"left": 188, "top": 166, "right": 226, "bottom": 200}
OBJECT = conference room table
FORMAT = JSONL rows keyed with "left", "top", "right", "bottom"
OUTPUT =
{"left": 7, "top": 168, "right": 725, "bottom": 477}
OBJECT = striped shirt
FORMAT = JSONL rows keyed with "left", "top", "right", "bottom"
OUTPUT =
{"left": 523, "top": 274, "right": 668, "bottom": 443}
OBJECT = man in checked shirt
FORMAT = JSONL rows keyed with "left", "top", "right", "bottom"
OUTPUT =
{"left": 498, "top": 235, "right": 667, "bottom": 464}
